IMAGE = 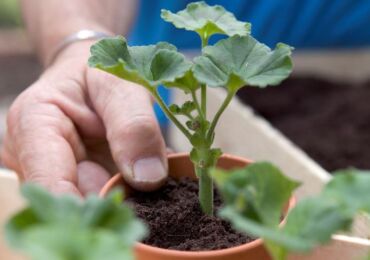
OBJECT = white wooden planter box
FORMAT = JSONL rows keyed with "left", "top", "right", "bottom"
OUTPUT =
{"left": 0, "top": 169, "right": 24, "bottom": 260}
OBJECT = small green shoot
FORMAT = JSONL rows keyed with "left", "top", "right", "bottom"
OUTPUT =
{"left": 5, "top": 184, "right": 147, "bottom": 260}
{"left": 88, "top": 1, "right": 293, "bottom": 215}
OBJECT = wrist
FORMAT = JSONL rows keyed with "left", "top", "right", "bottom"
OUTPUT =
{"left": 46, "top": 30, "right": 112, "bottom": 67}
{"left": 21, "top": 0, "right": 136, "bottom": 67}
{"left": 46, "top": 40, "right": 97, "bottom": 70}
{"left": 40, "top": 24, "right": 112, "bottom": 67}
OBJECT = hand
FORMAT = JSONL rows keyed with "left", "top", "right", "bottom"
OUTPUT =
{"left": 1, "top": 41, "right": 168, "bottom": 196}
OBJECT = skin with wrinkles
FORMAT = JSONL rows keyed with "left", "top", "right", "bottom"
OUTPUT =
{"left": 1, "top": 5, "right": 169, "bottom": 194}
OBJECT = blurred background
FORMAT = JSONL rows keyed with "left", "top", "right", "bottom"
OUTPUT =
{"left": 0, "top": 0, "right": 369, "bottom": 173}
{"left": 0, "top": 0, "right": 41, "bottom": 148}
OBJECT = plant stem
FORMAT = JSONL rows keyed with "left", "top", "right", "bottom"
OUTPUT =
{"left": 195, "top": 147, "right": 214, "bottom": 215}
{"left": 184, "top": 112, "right": 194, "bottom": 121}
{"left": 201, "top": 84, "right": 207, "bottom": 118}
{"left": 200, "top": 37, "right": 209, "bottom": 120}
{"left": 206, "top": 90, "right": 235, "bottom": 141}
{"left": 152, "top": 90, "right": 192, "bottom": 140}
{"left": 191, "top": 90, "right": 204, "bottom": 119}
{"left": 198, "top": 164, "right": 213, "bottom": 215}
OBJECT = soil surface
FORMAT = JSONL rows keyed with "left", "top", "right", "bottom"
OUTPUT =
{"left": 126, "top": 177, "right": 254, "bottom": 251}
{"left": 238, "top": 76, "right": 370, "bottom": 172}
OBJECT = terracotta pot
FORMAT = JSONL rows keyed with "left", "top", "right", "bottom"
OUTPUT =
{"left": 100, "top": 153, "right": 295, "bottom": 260}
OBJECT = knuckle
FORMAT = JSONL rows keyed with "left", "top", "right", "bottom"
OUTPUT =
{"left": 100, "top": 82, "right": 151, "bottom": 119}
{"left": 109, "top": 114, "right": 160, "bottom": 142}
{"left": 9, "top": 101, "right": 74, "bottom": 147}
{"left": 26, "top": 173, "right": 54, "bottom": 189}
{"left": 126, "top": 115, "right": 159, "bottom": 137}
{"left": 100, "top": 86, "right": 120, "bottom": 118}
{"left": 6, "top": 85, "right": 48, "bottom": 135}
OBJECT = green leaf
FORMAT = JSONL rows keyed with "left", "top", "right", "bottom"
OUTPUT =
{"left": 161, "top": 1, "right": 251, "bottom": 42}
{"left": 220, "top": 202, "right": 349, "bottom": 260}
{"left": 212, "top": 162, "right": 299, "bottom": 227}
{"left": 89, "top": 36, "right": 191, "bottom": 89}
{"left": 163, "top": 70, "right": 199, "bottom": 93}
{"left": 280, "top": 198, "right": 352, "bottom": 248}
{"left": 19, "top": 184, "right": 82, "bottom": 224}
{"left": 11, "top": 226, "right": 134, "bottom": 260}
{"left": 215, "top": 163, "right": 370, "bottom": 260}
{"left": 193, "top": 35, "right": 293, "bottom": 91}
{"left": 219, "top": 207, "right": 310, "bottom": 256}
{"left": 260, "top": 197, "right": 352, "bottom": 259}
{"left": 325, "top": 169, "right": 370, "bottom": 214}
{"left": 5, "top": 184, "right": 147, "bottom": 260}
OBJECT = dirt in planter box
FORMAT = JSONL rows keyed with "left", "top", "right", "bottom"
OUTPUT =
{"left": 238, "top": 76, "right": 370, "bottom": 172}
{"left": 126, "top": 177, "right": 254, "bottom": 251}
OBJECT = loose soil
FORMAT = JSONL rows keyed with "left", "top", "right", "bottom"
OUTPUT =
{"left": 238, "top": 76, "right": 370, "bottom": 172}
{"left": 126, "top": 177, "right": 254, "bottom": 251}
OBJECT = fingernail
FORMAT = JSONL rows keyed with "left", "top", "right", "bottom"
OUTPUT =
{"left": 132, "top": 157, "right": 167, "bottom": 183}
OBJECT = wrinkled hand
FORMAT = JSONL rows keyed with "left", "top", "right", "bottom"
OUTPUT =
{"left": 1, "top": 41, "right": 168, "bottom": 196}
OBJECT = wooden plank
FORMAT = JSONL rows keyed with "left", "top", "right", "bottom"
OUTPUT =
{"left": 289, "top": 235, "right": 370, "bottom": 260}
{"left": 0, "top": 169, "right": 25, "bottom": 260}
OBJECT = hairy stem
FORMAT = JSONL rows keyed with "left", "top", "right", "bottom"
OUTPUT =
{"left": 152, "top": 90, "right": 192, "bottom": 140}
{"left": 200, "top": 36, "right": 209, "bottom": 120}
{"left": 195, "top": 147, "right": 214, "bottom": 215}
{"left": 191, "top": 90, "right": 204, "bottom": 119}
{"left": 206, "top": 90, "right": 235, "bottom": 141}
{"left": 201, "top": 84, "right": 207, "bottom": 118}
{"left": 198, "top": 164, "right": 213, "bottom": 215}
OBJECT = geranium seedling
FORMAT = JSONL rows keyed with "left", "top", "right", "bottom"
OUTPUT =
{"left": 212, "top": 165, "right": 370, "bottom": 260}
{"left": 5, "top": 184, "right": 147, "bottom": 260}
{"left": 88, "top": 1, "right": 293, "bottom": 215}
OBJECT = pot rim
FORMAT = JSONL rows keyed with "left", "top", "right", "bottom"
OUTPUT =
{"left": 99, "top": 152, "right": 296, "bottom": 257}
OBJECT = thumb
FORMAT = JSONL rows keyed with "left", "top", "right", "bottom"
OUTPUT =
{"left": 87, "top": 70, "right": 168, "bottom": 191}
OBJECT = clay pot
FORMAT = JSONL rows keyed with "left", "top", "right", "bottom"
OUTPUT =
{"left": 100, "top": 153, "right": 295, "bottom": 260}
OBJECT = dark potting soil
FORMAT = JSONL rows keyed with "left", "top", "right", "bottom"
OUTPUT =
{"left": 126, "top": 177, "right": 254, "bottom": 251}
{"left": 237, "top": 76, "right": 370, "bottom": 172}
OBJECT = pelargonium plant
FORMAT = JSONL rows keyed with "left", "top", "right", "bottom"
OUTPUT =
{"left": 5, "top": 4, "right": 370, "bottom": 260}
{"left": 5, "top": 185, "right": 147, "bottom": 260}
{"left": 212, "top": 166, "right": 370, "bottom": 260}
{"left": 88, "top": 1, "right": 293, "bottom": 215}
